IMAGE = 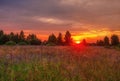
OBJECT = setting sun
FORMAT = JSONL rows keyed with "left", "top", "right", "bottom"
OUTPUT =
{"left": 75, "top": 40, "right": 81, "bottom": 44}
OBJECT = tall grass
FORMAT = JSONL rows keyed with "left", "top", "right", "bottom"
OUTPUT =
{"left": 0, "top": 46, "right": 120, "bottom": 81}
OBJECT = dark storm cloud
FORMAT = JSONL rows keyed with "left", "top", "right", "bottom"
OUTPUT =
{"left": 0, "top": 0, "right": 120, "bottom": 32}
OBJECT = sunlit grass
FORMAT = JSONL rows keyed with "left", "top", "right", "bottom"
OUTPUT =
{"left": 0, "top": 46, "right": 120, "bottom": 81}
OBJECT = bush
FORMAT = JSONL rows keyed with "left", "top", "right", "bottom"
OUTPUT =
{"left": 30, "top": 39, "right": 42, "bottom": 45}
{"left": 18, "top": 42, "right": 27, "bottom": 45}
{"left": 5, "top": 41, "right": 16, "bottom": 46}
{"left": 46, "top": 43, "right": 56, "bottom": 46}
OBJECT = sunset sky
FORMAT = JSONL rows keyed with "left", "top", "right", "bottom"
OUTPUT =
{"left": 0, "top": 0, "right": 120, "bottom": 42}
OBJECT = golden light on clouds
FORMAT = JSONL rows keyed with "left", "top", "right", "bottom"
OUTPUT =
{"left": 72, "top": 34, "right": 98, "bottom": 41}
{"left": 72, "top": 30, "right": 112, "bottom": 42}
{"left": 37, "top": 17, "right": 68, "bottom": 25}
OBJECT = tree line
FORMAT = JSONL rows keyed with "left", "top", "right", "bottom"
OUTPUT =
{"left": 0, "top": 30, "right": 41, "bottom": 45}
{"left": 0, "top": 30, "right": 73, "bottom": 45}
{"left": 0, "top": 30, "right": 119, "bottom": 46}
{"left": 96, "top": 35, "right": 120, "bottom": 46}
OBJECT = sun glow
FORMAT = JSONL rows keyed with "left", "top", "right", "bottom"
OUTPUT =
{"left": 75, "top": 40, "right": 81, "bottom": 44}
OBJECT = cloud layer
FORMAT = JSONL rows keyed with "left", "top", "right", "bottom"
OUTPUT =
{"left": 0, "top": 0, "right": 120, "bottom": 41}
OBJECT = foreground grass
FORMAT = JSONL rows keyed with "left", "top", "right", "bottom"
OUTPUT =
{"left": 0, "top": 46, "right": 120, "bottom": 81}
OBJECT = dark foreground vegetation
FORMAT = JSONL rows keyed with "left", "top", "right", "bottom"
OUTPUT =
{"left": 0, "top": 46, "right": 120, "bottom": 81}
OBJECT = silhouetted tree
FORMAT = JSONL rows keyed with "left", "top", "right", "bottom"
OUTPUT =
{"left": 64, "top": 31, "right": 72, "bottom": 45}
{"left": 19, "top": 30, "right": 26, "bottom": 42}
{"left": 111, "top": 34, "right": 119, "bottom": 46}
{"left": 9, "top": 32, "right": 15, "bottom": 41}
{"left": 0, "top": 30, "right": 4, "bottom": 37}
{"left": 47, "top": 34, "right": 57, "bottom": 45}
{"left": 104, "top": 36, "right": 110, "bottom": 46}
{"left": 0, "top": 34, "right": 9, "bottom": 44}
{"left": 14, "top": 33, "right": 19, "bottom": 43}
{"left": 57, "top": 33, "right": 63, "bottom": 45}
{"left": 0, "top": 30, "right": 4, "bottom": 44}
{"left": 27, "top": 34, "right": 41, "bottom": 45}
{"left": 81, "top": 39, "right": 87, "bottom": 46}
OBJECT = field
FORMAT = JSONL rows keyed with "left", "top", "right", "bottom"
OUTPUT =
{"left": 0, "top": 46, "right": 120, "bottom": 81}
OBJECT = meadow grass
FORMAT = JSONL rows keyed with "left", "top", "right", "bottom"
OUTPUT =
{"left": 0, "top": 46, "right": 120, "bottom": 81}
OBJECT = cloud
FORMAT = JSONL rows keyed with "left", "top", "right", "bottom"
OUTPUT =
{"left": 36, "top": 17, "right": 71, "bottom": 25}
{"left": 0, "top": 0, "right": 120, "bottom": 37}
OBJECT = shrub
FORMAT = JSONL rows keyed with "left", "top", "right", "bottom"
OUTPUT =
{"left": 30, "top": 39, "right": 42, "bottom": 45}
{"left": 5, "top": 41, "right": 16, "bottom": 45}
{"left": 46, "top": 43, "right": 56, "bottom": 46}
{"left": 18, "top": 42, "right": 27, "bottom": 45}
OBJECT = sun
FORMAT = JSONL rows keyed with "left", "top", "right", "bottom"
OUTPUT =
{"left": 75, "top": 40, "right": 81, "bottom": 44}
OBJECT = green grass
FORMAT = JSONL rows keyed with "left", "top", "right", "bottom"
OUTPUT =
{"left": 0, "top": 58, "right": 79, "bottom": 81}
{"left": 0, "top": 46, "right": 120, "bottom": 81}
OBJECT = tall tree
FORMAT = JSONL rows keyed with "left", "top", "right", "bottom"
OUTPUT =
{"left": 0, "top": 30, "right": 4, "bottom": 37}
{"left": 9, "top": 32, "right": 15, "bottom": 41}
{"left": 64, "top": 31, "right": 72, "bottom": 45}
{"left": 0, "top": 30, "right": 4, "bottom": 44}
{"left": 81, "top": 39, "right": 87, "bottom": 45}
{"left": 19, "top": 30, "right": 26, "bottom": 42}
{"left": 57, "top": 33, "right": 63, "bottom": 45}
{"left": 27, "top": 34, "right": 41, "bottom": 45}
{"left": 0, "top": 30, "right": 10, "bottom": 44}
{"left": 104, "top": 36, "right": 110, "bottom": 46}
{"left": 111, "top": 34, "right": 119, "bottom": 46}
{"left": 48, "top": 34, "right": 57, "bottom": 45}
{"left": 14, "top": 33, "right": 19, "bottom": 43}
